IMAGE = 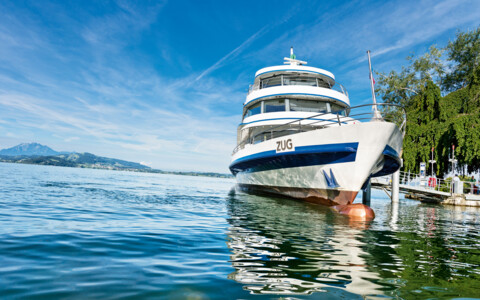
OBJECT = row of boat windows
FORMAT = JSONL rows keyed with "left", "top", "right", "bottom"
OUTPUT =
{"left": 243, "top": 99, "right": 347, "bottom": 119}
{"left": 248, "top": 74, "right": 348, "bottom": 96}
{"left": 260, "top": 75, "right": 330, "bottom": 89}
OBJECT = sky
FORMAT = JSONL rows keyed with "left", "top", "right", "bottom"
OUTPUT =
{"left": 0, "top": 0, "right": 479, "bottom": 173}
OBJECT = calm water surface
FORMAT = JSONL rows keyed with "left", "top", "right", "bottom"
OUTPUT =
{"left": 1, "top": 163, "right": 479, "bottom": 299}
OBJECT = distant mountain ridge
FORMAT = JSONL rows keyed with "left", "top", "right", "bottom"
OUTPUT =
{"left": 0, "top": 142, "right": 59, "bottom": 156}
{"left": 0, "top": 142, "right": 232, "bottom": 178}
{"left": 0, "top": 143, "right": 149, "bottom": 171}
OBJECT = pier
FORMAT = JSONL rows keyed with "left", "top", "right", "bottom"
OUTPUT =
{"left": 370, "top": 171, "right": 480, "bottom": 207}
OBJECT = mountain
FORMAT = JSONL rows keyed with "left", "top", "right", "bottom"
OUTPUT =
{"left": 2, "top": 152, "right": 151, "bottom": 170}
{"left": 0, "top": 143, "right": 232, "bottom": 177}
{"left": 0, "top": 142, "right": 59, "bottom": 156}
{"left": 0, "top": 143, "right": 149, "bottom": 171}
{"left": 57, "top": 152, "right": 151, "bottom": 170}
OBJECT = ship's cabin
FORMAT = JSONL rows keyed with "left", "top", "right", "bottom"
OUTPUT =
{"left": 235, "top": 51, "right": 352, "bottom": 151}
{"left": 237, "top": 123, "right": 338, "bottom": 146}
{"left": 238, "top": 98, "right": 351, "bottom": 146}
{"left": 249, "top": 73, "right": 348, "bottom": 95}
{"left": 253, "top": 73, "right": 332, "bottom": 90}
{"left": 243, "top": 98, "right": 348, "bottom": 120}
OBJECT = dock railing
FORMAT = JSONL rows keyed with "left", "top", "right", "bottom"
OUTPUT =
{"left": 462, "top": 180, "right": 480, "bottom": 195}
{"left": 397, "top": 171, "right": 452, "bottom": 193}
{"left": 373, "top": 171, "right": 480, "bottom": 196}
{"left": 233, "top": 103, "right": 406, "bottom": 155}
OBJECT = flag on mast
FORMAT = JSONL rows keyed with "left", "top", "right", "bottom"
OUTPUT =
{"left": 368, "top": 65, "right": 376, "bottom": 85}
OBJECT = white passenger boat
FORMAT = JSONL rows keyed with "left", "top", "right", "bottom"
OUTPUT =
{"left": 229, "top": 49, "right": 405, "bottom": 206}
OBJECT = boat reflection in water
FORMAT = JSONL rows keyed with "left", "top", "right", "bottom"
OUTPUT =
{"left": 226, "top": 190, "right": 480, "bottom": 298}
{"left": 225, "top": 191, "right": 383, "bottom": 297}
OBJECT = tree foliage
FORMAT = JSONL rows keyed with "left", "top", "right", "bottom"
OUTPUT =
{"left": 443, "top": 27, "right": 480, "bottom": 91}
{"left": 402, "top": 80, "right": 442, "bottom": 173}
{"left": 376, "top": 45, "right": 444, "bottom": 108}
{"left": 375, "top": 26, "right": 480, "bottom": 176}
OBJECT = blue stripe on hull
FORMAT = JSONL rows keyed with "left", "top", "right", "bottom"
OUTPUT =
{"left": 371, "top": 145, "right": 401, "bottom": 177}
{"left": 229, "top": 142, "right": 358, "bottom": 175}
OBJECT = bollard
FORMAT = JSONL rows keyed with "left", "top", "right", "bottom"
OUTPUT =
{"left": 456, "top": 180, "right": 464, "bottom": 194}
{"left": 392, "top": 170, "right": 399, "bottom": 203}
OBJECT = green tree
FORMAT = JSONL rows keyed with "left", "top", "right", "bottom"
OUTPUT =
{"left": 376, "top": 45, "right": 444, "bottom": 108}
{"left": 403, "top": 80, "right": 442, "bottom": 174}
{"left": 438, "top": 64, "right": 480, "bottom": 175}
{"left": 443, "top": 27, "right": 480, "bottom": 92}
{"left": 376, "top": 26, "right": 480, "bottom": 176}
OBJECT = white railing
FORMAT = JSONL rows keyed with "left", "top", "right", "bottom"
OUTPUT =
{"left": 232, "top": 103, "right": 406, "bottom": 154}
{"left": 375, "top": 171, "right": 480, "bottom": 196}
{"left": 462, "top": 180, "right": 480, "bottom": 195}
{"left": 247, "top": 76, "right": 348, "bottom": 97}
{"left": 397, "top": 171, "right": 452, "bottom": 193}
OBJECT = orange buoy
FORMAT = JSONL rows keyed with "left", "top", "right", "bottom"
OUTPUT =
{"left": 332, "top": 203, "right": 375, "bottom": 220}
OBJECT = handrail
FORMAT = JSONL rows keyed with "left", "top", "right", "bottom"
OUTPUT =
{"left": 247, "top": 78, "right": 348, "bottom": 96}
{"left": 232, "top": 103, "right": 406, "bottom": 154}
{"left": 373, "top": 170, "right": 480, "bottom": 196}
{"left": 374, "top": 171, "right": 463, "bottom": 194}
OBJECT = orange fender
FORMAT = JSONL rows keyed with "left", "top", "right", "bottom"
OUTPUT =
{"left": 332, "top": 203, "right": 375, "bottom": 220}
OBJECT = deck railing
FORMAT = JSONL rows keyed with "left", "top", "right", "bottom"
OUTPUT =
{"left": 232, "top": 103, "right": 406, "bottom": 154}
{"left": 247, "top": 78, "right": 348, "bottom": 97}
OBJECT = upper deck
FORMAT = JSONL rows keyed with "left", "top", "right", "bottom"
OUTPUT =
{"left": 244, "top": 53, "right": 349, "bottom": 108}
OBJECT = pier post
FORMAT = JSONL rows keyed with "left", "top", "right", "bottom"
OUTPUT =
{"left": 392, "top": 170, "right": 400, "bottom": 203}
{"left": 362, "top": 179, "right": 371, "bottom": 206}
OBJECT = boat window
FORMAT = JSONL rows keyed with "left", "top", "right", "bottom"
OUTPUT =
{"left": 317, "top": 78, "right": 330, "bottom": 88}
{"left": 244, "top": 102, "right": 262, "bottom": 118}
{"left": 289, "top": 99, "right": 328, "bottom": 113}
{"left": 251, "top": 128, "right": 302, "bottom": 144}
{"left": 261, "top": 76, "right": 282, "bottom": 88}
{"left": 264, "top": 99, "right": 285, "bottom": 113}
{"left": 283, "top": 75, "right": 317, "bottom": 87}
{"left": 258, "top": 75, "right": 332, "bottom": 90}
{"left": 331, "top": 103, "right": 347, "bottom": 116}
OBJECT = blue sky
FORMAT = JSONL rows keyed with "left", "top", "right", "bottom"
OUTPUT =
{"left": 0, "top": 0, "right": 479, "bottom": 173}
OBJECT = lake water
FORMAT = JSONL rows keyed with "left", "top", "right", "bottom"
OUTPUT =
{"left": 1, "top": 163, "right": 479, "bottom": 299}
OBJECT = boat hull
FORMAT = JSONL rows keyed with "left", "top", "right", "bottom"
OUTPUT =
{"left": 237, "top": 183, "right": 358, "bottom": 206}
{"left": 230, "top": 122, "right": 402, "bottom": 206}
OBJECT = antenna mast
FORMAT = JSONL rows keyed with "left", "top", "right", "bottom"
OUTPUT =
{"left": 284, "top": 47, "right": 307, "bottom": 65}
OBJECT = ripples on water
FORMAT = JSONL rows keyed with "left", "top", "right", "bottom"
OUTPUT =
{"left": 1, "top": 163, "right": 479, "bottom": 299}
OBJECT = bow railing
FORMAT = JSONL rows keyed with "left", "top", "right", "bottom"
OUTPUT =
{"left": 232, "top": 103, "right": 406, "bottom": 154}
